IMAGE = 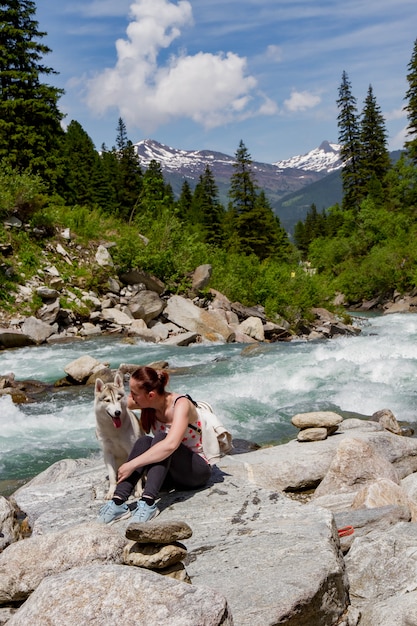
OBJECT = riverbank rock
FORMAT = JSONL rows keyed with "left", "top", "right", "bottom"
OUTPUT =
{"left": 0, "top": 241, "right": 362, "bottom": 350}
{"left": 291, "top": 410, "right": 343, "bottom": 441}
{"left": 4, "top": 416, "right": 417, "bottom": 624}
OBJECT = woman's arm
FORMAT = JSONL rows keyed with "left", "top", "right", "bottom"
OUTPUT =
{"left": 117, "top": 397, "right": 190, "bottom": 482}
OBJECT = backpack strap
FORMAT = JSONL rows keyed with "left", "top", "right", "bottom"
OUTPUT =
{"left": 173, "top": 393, "right": 198, "bottom": 407}
{"left": 173, "top": 394, "right": 202, "bottom": 434}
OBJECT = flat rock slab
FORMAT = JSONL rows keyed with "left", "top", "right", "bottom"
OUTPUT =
{"left": 12, "top": 456, "right": 348, "bottom": 626}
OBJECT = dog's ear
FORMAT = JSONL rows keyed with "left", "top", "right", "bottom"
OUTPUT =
{"left": 114, "top": 371, "right": 124, "bottom": 388}
{"left": 95, "top": 378, "right": 104, "bottom": 392}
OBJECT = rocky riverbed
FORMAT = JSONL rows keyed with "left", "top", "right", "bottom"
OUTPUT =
{"left": 2, "top": 410, "right": 417, "bottom": 625}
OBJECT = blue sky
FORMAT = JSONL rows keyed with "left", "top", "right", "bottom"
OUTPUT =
{"left": 36, "top": 0, "right": 416, "bottom": 163}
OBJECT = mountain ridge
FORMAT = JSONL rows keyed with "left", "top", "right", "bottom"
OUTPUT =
{"left": 134, "top": 138, "right": 344, "bottom": 233}
{"left": 134, "top": 138, "right": 343, "bottom": 178}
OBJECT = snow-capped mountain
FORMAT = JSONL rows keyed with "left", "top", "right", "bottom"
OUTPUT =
{"left": 134, "top": 138, "right": 343, "bottom": 209}
{"left": 273, "top": 141, "right": 342, "bottom": 173}
{"left": 134, "top": 138, "right": 342, "bottom": 177}
{"left": 133, "top": 138, "right": 346, "bottom": 234}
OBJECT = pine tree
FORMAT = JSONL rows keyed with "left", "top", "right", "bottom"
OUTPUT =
{"left": 192, "top": 165, "right": 224, "bottom": 246}
{"left": 404, "top": 37, "right": 417, "bottom": 164}
{"left": 228, "top": 140, "right": 258, "bottom": 254}
{"left": 229, "top": 140, "right": 258, "bottom": 217}
{"left": 114, "top": 118, "right": 142, "bottom": 220}
{"left": 177, "top": 180, "right": 193, "bottom": 222}
{"left": 337, "top": 71, "right": 361, "bottom": 211}
{"left": 98, "top": 145, "right": 119, "bottom": 214}
{"left": 59, "top": 120, "right": 101, "bottom": 206}
{"left": 358, "top": 85, "right": 390, "bottom": 197}
{"left": 228, "top": 141, "right": 290, "bottom": 259}
{"left": 0, "top": 0, "right": 64, "bottom": 185}
{"left": 136, "top": 160, "right": 173, "bottom": 219}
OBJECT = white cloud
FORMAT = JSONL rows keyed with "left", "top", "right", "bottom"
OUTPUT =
{"left": 85, "top": 0, "right": 275, "bottom": 132}
{"left": 284, "top": 90, "right": 321, "bottom": 112}
{"left": 385, "top": 106, "right": 407, "bottom": 122}
{"left": 265, "top": 45, "right": 283, "bottom": 63}
{"left": 390, "top": 126, "right": 408, "bottom": 150}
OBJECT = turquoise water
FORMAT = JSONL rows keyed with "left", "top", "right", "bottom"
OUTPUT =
{"left": 1, "top": 313, "right": 417, "bottom": 493}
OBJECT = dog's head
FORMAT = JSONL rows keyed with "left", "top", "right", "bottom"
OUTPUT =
{"left": 95, "top": 372, "right": 127, "bottom": 429}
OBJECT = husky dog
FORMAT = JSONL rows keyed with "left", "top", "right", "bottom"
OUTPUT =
{"left": 94, "top": 372, "right": 144, "bottom": 499}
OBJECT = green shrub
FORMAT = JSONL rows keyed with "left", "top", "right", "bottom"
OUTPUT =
{"left": 0, "top": 162, "right": 46, "bottom": 221}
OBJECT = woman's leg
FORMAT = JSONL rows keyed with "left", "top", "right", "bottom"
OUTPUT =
{"left": 143, "top": 435, "right": 212, "bottom": 500}
{"left": 112, "top": 435, "right": 153, "bottom": 502}
{"left": 140, "top": 432, "right": 172, "bottom": 500}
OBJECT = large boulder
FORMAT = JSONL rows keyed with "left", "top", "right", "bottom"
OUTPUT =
{"left": 20, "top": 317, "right": 56, "bottom": 344}
{"left": 0, "top": 329, "right": 34, "bottom": 349}
{"left": 165, "top": 295, "right": 235, "bottom": 343}
{"left": 0, "top": 522, "right": 127, "bottom": 603}
{"left": 119, "top": 270, "right": 165, "bottom": 295}
{"left": 127, "top": 290, "right": 165, "bottom": 323}
{"left": 5, "top": 564, "right": 232, "bottom": 626}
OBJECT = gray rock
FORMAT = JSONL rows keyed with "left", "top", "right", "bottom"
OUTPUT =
{"left": 165, "top": 295, "right": 235, "bottom": 342}
{"left": 5, "top": 564, "right": 232, "bottom": 626}
{"left": 0, "top": 497, "right": 20, "bottom": 552}
{"left": 120, "top": 270, "right": 165, "bottom": 294}
{"left": 125, "top": 520, "right": 193, "bottom": 543}
{"left": 35, "top": 287, "right": 60, "bottom": 301}
{"left": 370, "top": 408, "right": 403, "bottom": 435}
{"left": 64, "top": 356, "right": 106, "bottom": 383}
{"left": 36, "top": 299, "right": 60, "bottom": 324}
{"left": 20, "top": 316, "right": 56, "bottom": 344}
{"left": 0, "top": 522, "right": 127, "bottom": 603}
{"left": 127, "top": 290, "right": 165, "bottom": 323}
{"left": 95, "top": 244, "right": 114, "bottom": 267}
{"left": 313, "top": 437, "right": 401, "bottom": 499}
{"left": 0, "top": 329, "right": 34, "bottom": 349}
{"left": 297, "top": 426, "right": 329, "bottom": 441}
{"left": 123, "top": 540, "right": 187, "bottom": 569}
{"left": 345, "top": 522, "right": 417, "bottom": 609}
{"left": 99, "top": 308, "right": 133, "bottom": 326}
{"left": 9, "top": 455, "right": 348, "bottom": 626}
{"left": 237, "top": 316, "right": 265, "bottom": 341}
{"left": 192, "top": 264, "right": 212, "bottom": 291}
{"left": 161, "top": 331, "right": 199, "bottom": 346}
{"left": 333, "top": 505, "right": 411, "bottom": 553}
{"left": 292, "top": 410, "right": 343, "bottom": 429}
{"left": 355, "top": 590, "right": 417, "bottom": 626}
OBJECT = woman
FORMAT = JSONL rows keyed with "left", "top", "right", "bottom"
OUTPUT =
{"left": 98, "top": 366, "right": 212, "bottom": 524}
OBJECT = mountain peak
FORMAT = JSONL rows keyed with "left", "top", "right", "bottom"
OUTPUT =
{"left": 273, "top": 141, "right": 342, "bottom": 173}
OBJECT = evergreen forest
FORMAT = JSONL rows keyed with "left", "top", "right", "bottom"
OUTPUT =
{"left": 1, "top": 1, "right": 417, "bottom": 330}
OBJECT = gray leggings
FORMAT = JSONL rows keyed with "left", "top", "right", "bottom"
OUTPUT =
{"left": 113, "top": 431, "right": 212, "bottom": 502}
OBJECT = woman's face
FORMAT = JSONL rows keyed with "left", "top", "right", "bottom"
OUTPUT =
{"left": 129, "top": 381, "right": 152, "bottom": 408}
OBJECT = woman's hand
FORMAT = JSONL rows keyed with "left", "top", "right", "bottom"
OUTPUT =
{"left": 117, "top": 460, "right": 136, "bottom": 483}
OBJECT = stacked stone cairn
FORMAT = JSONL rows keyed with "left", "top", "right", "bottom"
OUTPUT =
{"left": 291, "top": 411, "right": 343, "bottom": 442}
{"left": 123, "top": 519, "right": 193, "bottom": 583}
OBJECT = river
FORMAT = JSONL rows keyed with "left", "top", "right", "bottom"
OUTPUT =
{"left": 1, "top": 312, "right": 417, "bottom": 495}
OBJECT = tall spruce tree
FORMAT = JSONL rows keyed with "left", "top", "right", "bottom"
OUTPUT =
{"left": 177, "top": 180, "right": 193, "bottom": 222}
{"left": 114, "top": 118, "right": 143, "bottom": 220}
{"left": 0, "top": 0, "right": 64, "bottom": 185}
{"left": 358, "top": 85, "right": 390, "bottom": 197}
{"left": 192, "top": 165, "right": 224, "bottom": 246}
{"left": 228, "top": 140, "right": 289, "bottom": 258}
{"left": 337, "top": 71, "right": 361, "bottom": 211}
{"left": 404, "top": 37, "right": 417, "bottom": 164}
{"left": 136, "top": 159, "right": 174, "bottom": 220}
{"left": 59, "top": 120, "right": 101, "bottom": 206}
